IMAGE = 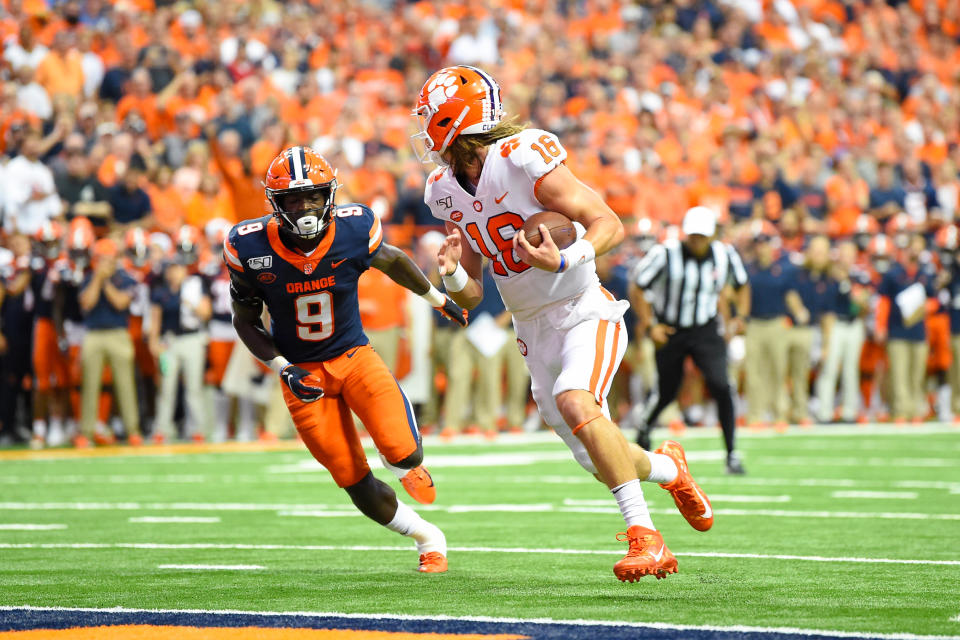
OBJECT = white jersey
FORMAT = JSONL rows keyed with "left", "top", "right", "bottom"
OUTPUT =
{"left": 424, "top": 128, "right": 598, "bottom": 319}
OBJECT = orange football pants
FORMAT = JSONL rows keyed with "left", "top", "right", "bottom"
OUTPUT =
{"left": 206, "top": 340, "right": 235, "bottom": 386}
{"left": 926, "top": 312, "right": 951, "bottom": 373}
{"left": 282, "top": 344, "right": 420, "bottom": 488}
{"left": 33, "top": 318, "right": 69, "bottom": 392}
{"left": 128, "top": 316, "right": 157, "bottom": 379}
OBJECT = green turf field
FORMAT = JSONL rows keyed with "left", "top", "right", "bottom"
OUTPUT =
{"left": 1, "top": 425, "right": 959, "bottom": 637}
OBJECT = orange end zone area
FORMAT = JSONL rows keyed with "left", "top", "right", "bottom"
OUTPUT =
{"left": 0, "top": 626, "right": 528, "bottom": 640}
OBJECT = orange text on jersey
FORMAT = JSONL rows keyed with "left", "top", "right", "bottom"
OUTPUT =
{"left": 287, "top": 277, "right": 335, "bottom": 294}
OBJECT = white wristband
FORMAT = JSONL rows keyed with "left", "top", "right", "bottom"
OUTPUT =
{"left": 440, "top": 262, "right": 469, "bottom": 293}
{"left": 559, "top": 239, "right": 596, "bottom": 272}
{"left": 268, "top": 355, "right": 290, "bottom": 374}
{"left": 422, "top": 285, "right": 446, "bottom": 307}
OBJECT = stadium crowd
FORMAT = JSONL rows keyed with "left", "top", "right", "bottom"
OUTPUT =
{"left": 1, "top": 0, "right": 960, "bottom": 447}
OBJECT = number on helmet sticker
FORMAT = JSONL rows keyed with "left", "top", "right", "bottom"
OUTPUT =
{"left": 237, "top": 222, "right": 264, "bottom": 235}
{"left": 295, "top": 292, "right": 334, "bottom": 341}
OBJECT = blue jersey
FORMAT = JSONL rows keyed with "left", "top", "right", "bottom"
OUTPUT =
{"left": 224, "top": 205, "right": 384, "bottom": 363}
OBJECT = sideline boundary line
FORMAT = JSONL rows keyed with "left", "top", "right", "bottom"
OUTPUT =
{"left": 0, "top": 605, "right": 956, "bottom": 640}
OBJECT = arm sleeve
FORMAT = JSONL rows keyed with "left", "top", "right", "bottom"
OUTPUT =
{"left": 510, "top": 128, "right": 568, "bottom": 186}
{"left": 423, "top": 168, "right": 448, "bottom": 222}
{"left": 368, "top": 213, "right": 383, "bottom": 256}
{"left": 631, "top": 244, "right": 667, "bottom": 290}
{"left": 222, "top": 227, "right": 245, "bottom": 274}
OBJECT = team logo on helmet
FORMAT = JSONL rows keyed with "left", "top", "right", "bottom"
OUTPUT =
{"left": 412, "top": 66, "right": 505, "bottom": 166}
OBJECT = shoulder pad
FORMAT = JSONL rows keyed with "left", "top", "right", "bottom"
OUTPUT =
{"left": 501, "top": 128, "right": 567, "bottom": 182}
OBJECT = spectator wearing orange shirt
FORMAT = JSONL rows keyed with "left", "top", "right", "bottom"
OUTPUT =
{"left": 825, "top": 156, "right": 870, "bottom": 237}
{"left": 115, "top": 69, "right": 163, "bottom": 141}
{"left": 184, "top": 173, "right": 233, "bottom": 229}
{"left": 34, "top": 32, "right": 84, "bottom": 101}
{"left": 206, "top": 126, "right": 268, "bottom": 222}
{"left": 687, "top": 157, "right": 732, "bottom": 224}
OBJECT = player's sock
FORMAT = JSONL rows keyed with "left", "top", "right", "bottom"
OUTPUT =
{"left": 379, "top": 453, "right": 412, "bottom": 480}
{"left": 611, "top": 479, "right": 655, "bottom": 529}
{"left": 643, "top": 450, "right": 679, "bottom": 484}
{"left": 385, "top": 501, "right": 446, "bottom": 555}
{"left": 47, "top": 419, "right": 66, "bottom": 447}
{"left": 32, "top": 420, "right": 47, "bottom": 439}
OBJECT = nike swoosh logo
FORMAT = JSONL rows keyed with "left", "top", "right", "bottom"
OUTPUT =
{"left": 652, "top": 545, "right": 664, "bottom": 562}
{"left": 495, "top": 191, "right": 508, "bottom": 204}
{"left": 346, "top": 348, "right": 360, "bottom": 358}
{"left": 694, "top": 485, "right": 712, "bottom": 519}
{"left": 331, "top": 259, "right": 347, "bottom": 268}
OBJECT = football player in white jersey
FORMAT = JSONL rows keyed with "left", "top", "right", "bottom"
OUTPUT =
{"left": 414, "top": 66, "right": 715, "bottom": 582}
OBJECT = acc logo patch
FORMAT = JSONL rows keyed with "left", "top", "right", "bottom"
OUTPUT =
{"left": 257, "top": 272, "right": 277, "bottom": 284}
{"left": 451, "top": 210, "right": 463, "bottom": 222}
{"left": 247, "top": 256, "right": 273, "bottom": 270}
{"left": 516, "top": 338, "right": 528, "bottom": 356}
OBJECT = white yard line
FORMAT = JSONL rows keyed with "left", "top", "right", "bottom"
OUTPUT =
{"left": 831, "top": 491, "right": 919, "bottom": 500}
{"left": 129, "top": 517, "right": 221, "bottom": 524}
{"left": 756, "top": 456, "right": 960, "bottom": 467}
{"left": 276, "top": 510, "right": 362, "bottom": 518}
{"left": 0, "top": 605, "right": 957, "bottom": 640}
{"left": 0, "top": 524, "right": 65, "bottom": 530}
{"left": 157, "top": 564, "right": 263, "bottom": 570}
{"left": 1, "top": 542, "right": 958, "bottom": 567}
{"left": 2, "top": 501, "right": 959, "bottom": 521}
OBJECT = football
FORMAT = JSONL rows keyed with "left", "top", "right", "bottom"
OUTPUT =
{"left": 521, "top": 211, "right": 577, "bottom": 249}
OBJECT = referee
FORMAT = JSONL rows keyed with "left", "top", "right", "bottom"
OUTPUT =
{"left": 628, "top": 207, "right": 750, "bottom": 475}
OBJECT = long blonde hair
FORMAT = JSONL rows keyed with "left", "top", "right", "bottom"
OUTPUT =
{"left": 444, "top": 117, "right": 527, "bottom": 174}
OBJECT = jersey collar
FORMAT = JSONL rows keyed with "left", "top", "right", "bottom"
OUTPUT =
{"left": 267, "top": 217, "right": 336, "bottom": 274}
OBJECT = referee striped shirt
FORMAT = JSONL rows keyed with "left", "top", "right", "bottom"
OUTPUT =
{"left": 631, "top": 239, "right": 749, "bottom": 329}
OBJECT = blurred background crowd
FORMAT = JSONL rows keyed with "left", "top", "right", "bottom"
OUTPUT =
{"left": 2, "top": 0, "right": 960, "bottom": 447}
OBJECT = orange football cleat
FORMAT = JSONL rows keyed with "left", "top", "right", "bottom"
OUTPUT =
{"left": 418, "top": 551, "right": 447, "bottom": 573}
{"left": 613, "top": 526, "right": 677, "bottom": 582}
{"left": 400, "top": 466, "right": 436, "bottom": 504}
{"left": 151, "top": 433, "right": 166, "bottom": 445}
{"left": 127, "top": 434, "right": 143, "bottom": 447}
{"left": 656, "top": 440, "right": 713, "bottom": 532}
{"left": 72, "top": 435, "right": 91, "bottom": 449}
{"left": 667, "top": 419, "right": 686, "bottom": 435}
{"left": 93, "top": 431, "right": 116, "bottom": 446}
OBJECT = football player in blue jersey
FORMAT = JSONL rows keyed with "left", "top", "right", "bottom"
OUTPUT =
{"left": 224, "top": 146, "right": 466, "bottom": 573}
